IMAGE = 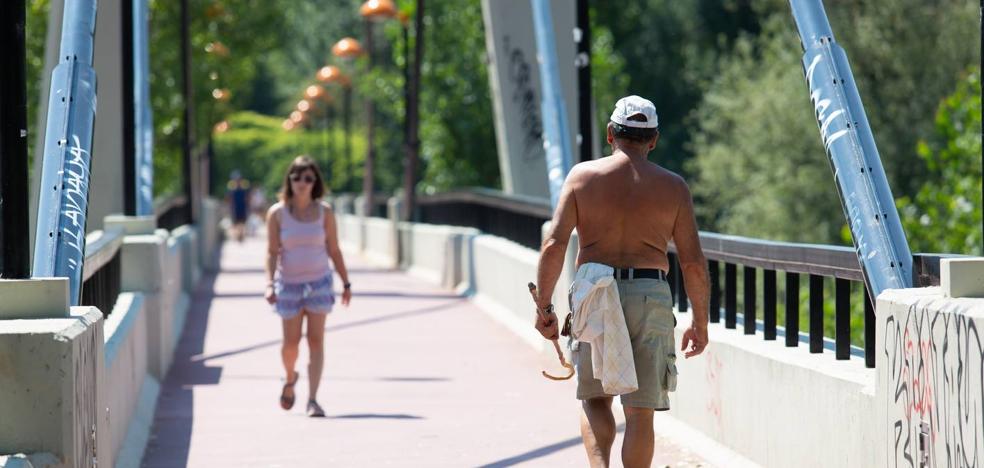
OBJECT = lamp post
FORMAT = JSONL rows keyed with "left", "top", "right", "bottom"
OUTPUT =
{"left": 317, "top": 65, "right": 353, "bottom": 191}
{"left": 306, "top": 85, "right": 328, "bottom": 160}
{"left": 0, "top": 0, "right": 30, "bottom": 278}
{"left": 401, "top": 1, "right": 425, "bottom": 222}
{"left": 358, "top": 0, "right": 396, "bottom": 216}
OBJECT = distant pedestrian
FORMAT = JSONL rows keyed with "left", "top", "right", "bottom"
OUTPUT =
{"left": 532, "top": 96, "right": 709, "bottom": 467}
{"left": 226, "top": 170, "right": 250, "bottom": 242}
{"left": 264, "top": 155, "right": 352, "bottom": 417}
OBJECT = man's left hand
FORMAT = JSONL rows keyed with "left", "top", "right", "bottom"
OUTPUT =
{"left": 681, "top": 324, "right": 708, "bottom": 358}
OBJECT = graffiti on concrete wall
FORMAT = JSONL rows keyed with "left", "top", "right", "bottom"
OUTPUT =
{"left": 502, "top": 35, "right": 543, "bottom": 162}
{"left": 883, "top": 303, "right": 983, "bottom": 467}
{"left": 705, "top": 350, "right": 724, "bottom": 433}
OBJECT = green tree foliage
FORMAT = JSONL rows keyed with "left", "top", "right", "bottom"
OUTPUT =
{"left": 363, "top": 0, "right": 501, "bottom": 193}
{"left": 689, "top": 17, "right": 843, "bottom": 243}
{"left": 211, "top": 111, "right": 365, "bottom": 198}
{"left": 147, "top": 0, "right": 286, "bottom": 197}
{"left": 593, "top": 0, "right": 762, "bottom": 174}
{"left": 898, "top": 68, "right": 982, "bottom": 255}
{"left": 25, "top": 0, "right": 50, "bottom": 167}
{"left": 688, "top": 1, "right": 979, "bottom": 245}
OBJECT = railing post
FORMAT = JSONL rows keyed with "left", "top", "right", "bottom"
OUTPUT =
{"left": 809, "top": 274, "right": 824, "bottom": 353}
{"left": 676, "top": 256, "right": 689, "bottom": 312}
{"left": 725, "top": 263, "right": 737, "bottom": 329}
{"left": 764, "top": 269, "right": 777, "bottom": 340}
{"left": 785, "top": 272, "right": 799, "bottom": 347}
{"left": 709, "top": 260, "right": 720, "bottom": 323}
{"left": 743, "top": 266, "right": 757, "bottom": 334}
{"left": 835, "top": 278, "right": 851, "bottom": 359}
{"left": 864, "top": 285, "right": 876, "bottom": 368}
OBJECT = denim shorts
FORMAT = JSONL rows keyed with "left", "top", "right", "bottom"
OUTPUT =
{"left": 274, "top": 275, "right": 335, "bottom": 319}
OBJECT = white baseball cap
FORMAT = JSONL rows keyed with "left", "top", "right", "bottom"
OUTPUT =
{"left": 610, "top": 95, "right": 659, "bottom": 129}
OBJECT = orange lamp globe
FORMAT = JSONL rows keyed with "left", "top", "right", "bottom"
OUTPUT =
{"left": 204, "top": 41, "right": 229, "bottom": 57}
{"left": 317, "top": 66, "right": 352, "bottom": 87}
{"left": 360, "top": 0, "right": 397, "bottom": 20}
{"left": 211, "top": 88, "right": 230, "bottom": 101}
{"left": 297, "top": 99, "right": 312, "bottom": 113}
{"left": 290, "top": 110, "right": 305, "bottom": 123}
{"left": 331, "top": 38, "right": 364, "bottom": 58}
{"left": 305, "top": 85, "right": 325, "bottom": 99}
{"left": 282, "top": 119, "right": 295, "bottom": 131}
{"left": 213, "top": 120, "right": 230, "bottom": 133}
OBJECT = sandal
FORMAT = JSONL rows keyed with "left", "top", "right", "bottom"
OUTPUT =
{"left": 306, "top": 399, "right": 325, "bottom": 418}
{"left": 279, "top": 371, "right": 299, "bottom": 410}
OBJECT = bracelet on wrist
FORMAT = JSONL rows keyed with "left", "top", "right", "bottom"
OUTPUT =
{"left": 343, "top": 282, "right": 352, "bottom": 290}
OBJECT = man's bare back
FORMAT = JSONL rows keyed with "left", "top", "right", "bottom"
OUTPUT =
{"left": 569, "top": 153, "right": 696, "bottom": 272}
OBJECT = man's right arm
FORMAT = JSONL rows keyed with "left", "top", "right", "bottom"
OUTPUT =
{"left": 672, "top": 182, "right": 710, "bottom": 357}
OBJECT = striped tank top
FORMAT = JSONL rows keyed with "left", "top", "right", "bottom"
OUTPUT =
{"left": 277, "top": 202, "right": 333, "bottom": 284}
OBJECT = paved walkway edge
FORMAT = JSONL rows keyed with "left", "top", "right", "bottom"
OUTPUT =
{"left": 118, "top": 375, "right": 161, "bottom": 468}
{"left": 652, "top": 411, "right": 762, "bottom": 468}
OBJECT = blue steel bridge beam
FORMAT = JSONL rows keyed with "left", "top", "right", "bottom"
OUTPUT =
{"left": 32, "top": 0, "right": 99, "bottom": 305}
{"left": 789, "top": 0, "right": 913, "bottom": 300}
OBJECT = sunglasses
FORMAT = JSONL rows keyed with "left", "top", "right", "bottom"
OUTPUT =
{"left": 290, "top": 174, "right": 316, "bottom": 184}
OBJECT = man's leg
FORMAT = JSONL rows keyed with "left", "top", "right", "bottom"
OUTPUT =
{"left": 580, "top": 397, "right": 616, "bottom": 467}
{"left": 621, "top": 406, "right": 655, "bottom": 468}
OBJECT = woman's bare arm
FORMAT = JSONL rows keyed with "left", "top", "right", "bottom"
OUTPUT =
{"left": 323, "top": 203, "right": 351, "bottom": 304}
{"left": 265, "top": 204, "right": 282, "bottom": 286}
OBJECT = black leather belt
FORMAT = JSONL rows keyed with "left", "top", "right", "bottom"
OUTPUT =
{"left": 613, "top": 268, "right": 667, "bottom": 281}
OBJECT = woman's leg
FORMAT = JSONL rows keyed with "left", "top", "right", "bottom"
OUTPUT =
{"left": 281, "top": 313, "right": 304, "bottom": 385}
{"left": 304, "top": 310, "right": 328, "bottom": 401}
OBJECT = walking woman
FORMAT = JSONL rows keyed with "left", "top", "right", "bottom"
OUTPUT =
{"left": 264, "top": 155, "right": 352, "bottom": 417}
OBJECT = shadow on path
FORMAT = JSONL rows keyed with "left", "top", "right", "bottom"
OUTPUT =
{"left": 326, "top": 413, "right": 425, "bottom": 420}
{"left": 190, "top": 300, "right": 465, "bottom": 363}
{"left": 210, "top": 291, "right": 462, "bottom": 300}
{"left": 141, "top": 270, "right": 222, "bottom": 467}
{"left": 477, "top": 424, "right": 626, "bottom": 468}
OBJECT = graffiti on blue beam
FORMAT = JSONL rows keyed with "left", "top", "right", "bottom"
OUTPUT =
{"left": 134, "top": 0, "right": 154, "bottom": 215}
{"left": 33, "top": 0, "right": 99, "bottom": 305}
{"left": 790, "top": 0, "right": 913, "bottom": 299}
{"left": 530, "top": 0, "right": 574, "bottom": 209}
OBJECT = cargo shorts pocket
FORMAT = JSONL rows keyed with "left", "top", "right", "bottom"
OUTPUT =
{"left": 665, "top": 353, "right": 678, "bottom": 392}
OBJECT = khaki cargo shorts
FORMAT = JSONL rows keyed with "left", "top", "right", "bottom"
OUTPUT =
{"left": 570, "top": 278, "right": 678, "bottom": 410}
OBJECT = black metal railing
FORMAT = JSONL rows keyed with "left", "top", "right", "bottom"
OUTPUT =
{"left": 416, "top": 188, "right": 551, "bottom": 250}
{"left": 667, "top": 234, "right": 954, "bottom": 369}
{"left": 406, "top": 188, "right": 961, "bottom": 369}
{"left": 155, "top": 195, "right": 189, "bottom": 231}
{"left": 80, "top": 228, "right": 124, "bottom": 317}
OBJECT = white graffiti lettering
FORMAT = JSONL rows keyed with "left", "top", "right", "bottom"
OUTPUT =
{"left": 805, "top": 53, "right": 849, "bottom": 151}
{"left": 60, "top": 135, "right": 90, "bottom": 257}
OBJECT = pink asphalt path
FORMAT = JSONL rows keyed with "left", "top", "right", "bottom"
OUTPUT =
{"left": 141, "top": 236, "right": 707, "bottom": 467}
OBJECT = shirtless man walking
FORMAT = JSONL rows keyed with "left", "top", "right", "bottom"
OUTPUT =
{"left": 533, "top": 96, "right": 710, "bottom": 467}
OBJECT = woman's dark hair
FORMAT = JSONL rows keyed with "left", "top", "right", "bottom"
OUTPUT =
{"left": 279, "top": 155, "right": 326, "bottom": 201}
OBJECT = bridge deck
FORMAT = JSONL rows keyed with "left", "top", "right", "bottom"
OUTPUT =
{"left": 141, "top": 235, "right": 708, "bottom": 467}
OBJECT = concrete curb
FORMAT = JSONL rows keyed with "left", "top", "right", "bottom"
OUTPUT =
{"left": 115, "top": 375, "right": 161, "bottom": 468}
